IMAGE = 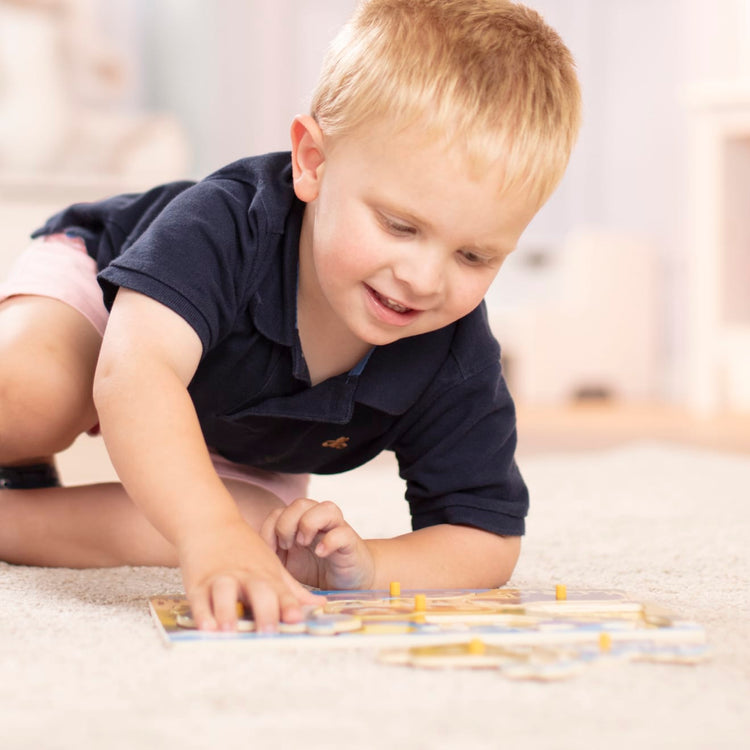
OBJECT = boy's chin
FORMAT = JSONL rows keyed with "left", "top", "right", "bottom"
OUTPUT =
{"left": 356, "top": 323, "right": 449, "bottom": 347}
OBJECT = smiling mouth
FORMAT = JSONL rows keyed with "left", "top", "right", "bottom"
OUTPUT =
{"left": 371, "top": 288, "right": 413, "bottom": 314}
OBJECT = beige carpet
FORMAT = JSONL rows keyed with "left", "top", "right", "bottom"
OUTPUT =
{"left": 1, "top": 441, "right": 748, "bottom": 749}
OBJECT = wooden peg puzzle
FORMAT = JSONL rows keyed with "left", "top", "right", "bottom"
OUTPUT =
{"left": 149, "top": 585, "right": 708, "bottom": 680}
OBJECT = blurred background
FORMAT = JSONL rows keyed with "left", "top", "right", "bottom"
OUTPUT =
{"left": 1, "top": 0, "right": 749, "bottom": 456}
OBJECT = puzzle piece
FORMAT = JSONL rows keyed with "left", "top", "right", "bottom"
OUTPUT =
{"left": 379, "top": 637, "right": 591, "bottom": 680}
{"left": 172, "top": 602, "right": 361, "bottom": 636}
{"left": 305, "top": 612, "right": 362, "bottom": 636}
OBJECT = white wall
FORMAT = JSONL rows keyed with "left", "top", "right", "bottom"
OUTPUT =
{"left": 115, "top": 0, "right": 357, "bottom": 176}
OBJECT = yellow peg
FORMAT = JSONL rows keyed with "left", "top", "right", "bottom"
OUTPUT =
{"left": 468, "top": 638, "right": 486, "bottom": 655}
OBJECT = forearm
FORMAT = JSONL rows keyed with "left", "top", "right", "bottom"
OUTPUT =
{"left": 365, "top": 525, "right": 521, "bottom": 590}
{"left": 93, "top": 352, "right": 240, "bottom": 549}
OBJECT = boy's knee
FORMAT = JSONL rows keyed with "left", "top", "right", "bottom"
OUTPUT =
{"left": 0, "top": 365, "right": 94, "bottom": 462}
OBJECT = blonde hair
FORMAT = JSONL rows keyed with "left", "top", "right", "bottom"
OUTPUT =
{"left": 311, "top": 0, "right": 581, "bottom": 206}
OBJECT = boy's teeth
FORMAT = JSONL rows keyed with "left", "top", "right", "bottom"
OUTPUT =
{"left": 384, "top": 297, "right": 409, "bottom": 313}
{"left": 372, "top": 287, "right": 411, "bottom": 313}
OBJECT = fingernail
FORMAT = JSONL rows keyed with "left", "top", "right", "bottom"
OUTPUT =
{"left": 314, "top": 543, "right": 324, "bottom": 556}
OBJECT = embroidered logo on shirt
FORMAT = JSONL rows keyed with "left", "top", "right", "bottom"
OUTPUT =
{"left": 322, "top": 436, "right": 350, "bottom": 450}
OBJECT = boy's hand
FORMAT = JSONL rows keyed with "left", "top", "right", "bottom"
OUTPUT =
{"left": 260, "top": 498, "right": 375, "bottom": 591}
{"left": 177, "top": 517, "right": 323, "bottom": 633}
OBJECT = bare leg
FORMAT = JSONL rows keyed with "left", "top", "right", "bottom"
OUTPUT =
{"left": 0, "top": 296, "right": 101, "bottom": 464}
{"left": 0, "top": 478, "right": 286, "bottom": 568}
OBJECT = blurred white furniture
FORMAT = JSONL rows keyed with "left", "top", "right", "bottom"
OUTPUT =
{"left": 0, "top": 0, "right": 190, "bottom": 272}
{"left": 490, "top": 228, "right": 660, "bottom": 405}
{"left": 0, "top": 0, "right": 189, "bottom": 177}
{"left": 684, "top": 82, "right": 750, "bottom": 413}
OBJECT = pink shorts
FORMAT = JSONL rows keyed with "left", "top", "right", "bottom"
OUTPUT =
{"left": 0, "top": 236, "right": 309, "bottom": 505}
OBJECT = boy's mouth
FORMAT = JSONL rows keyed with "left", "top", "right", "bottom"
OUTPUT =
{"left": 369, "top": 287, "right": 413, "bottom": 314}
{"left": 364, "top": 284, "right": 421, "bottom": 327}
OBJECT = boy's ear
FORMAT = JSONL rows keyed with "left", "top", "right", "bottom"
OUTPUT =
{"left": 290, "top": 115, "right": 325, "bottom": 203}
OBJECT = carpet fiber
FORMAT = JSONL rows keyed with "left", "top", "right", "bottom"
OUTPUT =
{"left": 1, "top": 441, "right": 748, "bottom": 749}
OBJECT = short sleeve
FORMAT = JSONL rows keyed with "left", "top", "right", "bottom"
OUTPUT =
{"left": 31, "top": 181, "right": 195, "bottom": 270}
{"left": 393, "top": 360, "right": 528, "bottom": 536}
{"left": 97, "top": 178, "right": 267, "bottom": 352}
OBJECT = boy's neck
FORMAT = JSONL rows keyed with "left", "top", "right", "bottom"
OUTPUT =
{"left": 296, "top": 288, "right": 372, "bottom": 386}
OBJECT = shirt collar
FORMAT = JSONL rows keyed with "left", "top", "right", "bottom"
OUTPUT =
{"left": 353, "top": 327, "right": 455, "bottom": 414}
{"left": 250, "top": 165, "right": 305, "bottom": 352}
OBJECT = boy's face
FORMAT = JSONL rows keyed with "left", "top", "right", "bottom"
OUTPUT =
{"left": 294, "top": 118, "right": 539, "bottom": 348}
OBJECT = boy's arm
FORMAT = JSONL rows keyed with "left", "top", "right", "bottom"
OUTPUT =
{"left": 94, "top": 288, "right": 318, "bottom": 631}
{"left": 374, "top": 347, "right": 526, "bottom": 590}
{"left": 264, "top": 497, "right": 520, "bottom": 590}
{"left": 365, "top": 525, "right": 520, "bottom": 589}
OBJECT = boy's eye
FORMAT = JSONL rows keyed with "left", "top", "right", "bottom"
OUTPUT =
{"left": 380, "top": 215, "right": 416, "bottom": 236}
{"left": 459, "top": 249, "right": 489, "bottom": 266}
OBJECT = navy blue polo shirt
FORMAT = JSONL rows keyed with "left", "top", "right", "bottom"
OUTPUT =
{"left": 33, "top": 152, "right": 529, "bottom": 536}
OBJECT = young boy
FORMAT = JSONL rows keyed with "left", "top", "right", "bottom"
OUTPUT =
{"left": 0, "top": 0, "right": 581, "bottom": 632}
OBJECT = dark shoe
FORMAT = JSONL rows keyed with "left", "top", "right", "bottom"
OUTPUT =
{"left": 0, "top": 463, "right": 60, "bottom": 489}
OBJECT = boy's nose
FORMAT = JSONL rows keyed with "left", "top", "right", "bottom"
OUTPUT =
{"left": 392, "top": 248, "right": 445, "bottom": 299}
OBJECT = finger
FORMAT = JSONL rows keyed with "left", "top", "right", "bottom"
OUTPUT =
{"left": 188, "top": 587, "right": 218, "bottom": 631}
{"left": 314, "top": 524, "right": 357, "bottom": 558}
{"left": 211, "top": 576, "right": 241, "bottom": 632}
{"left": 245, "top": 582, "right": 281, "bottom": 634}
{"left": 274, "top": 498, "right": 319, "bottom": 550}
{"left": 298, "top": 586, "right": 326, "bottom": 607}
{"left": 259, "top": 507, "right": 284, "bottom": 550}
{"left": 278, "top": 590, "right": 307, "bottom": 624}
{"left": 295, "top": 501, "right": 345, "bottom": 547}
{"left": 278, "top": 576, "right": 326, "bottom": 623}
